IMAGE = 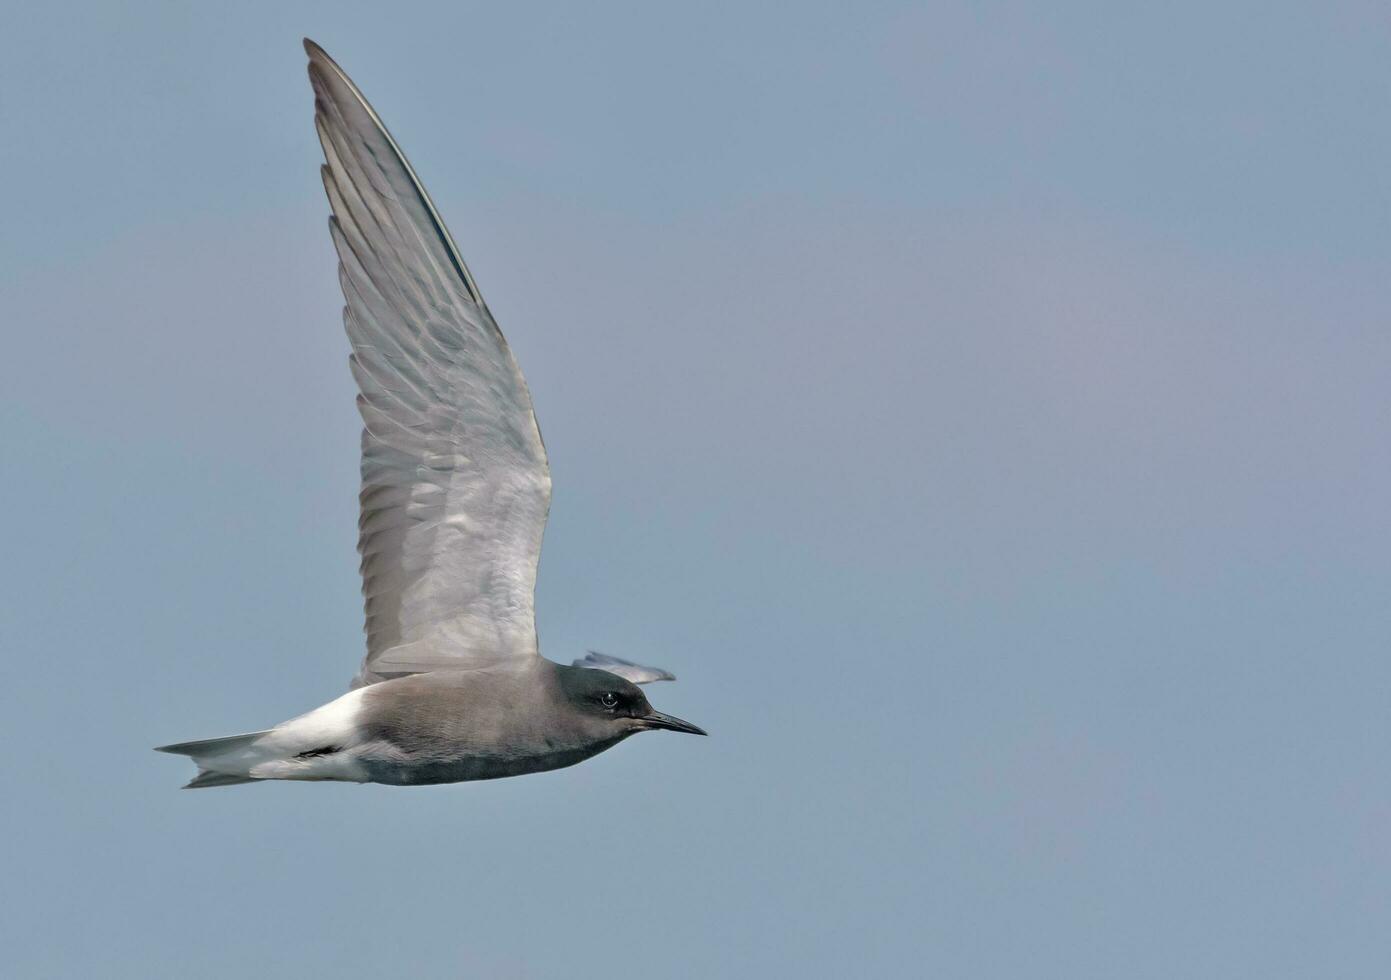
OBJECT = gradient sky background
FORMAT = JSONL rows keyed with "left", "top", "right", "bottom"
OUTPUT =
{"left": 3, "top": 2, "right": 1389, "bottom": 977}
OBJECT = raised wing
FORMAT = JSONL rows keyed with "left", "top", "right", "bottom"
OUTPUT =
{"left": 573, "top": 652, "right": 677, "bottom": 684}
{"left": 305, "top": 41, "right": 551, "bottom": 687}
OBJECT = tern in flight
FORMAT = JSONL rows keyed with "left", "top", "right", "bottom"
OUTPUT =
{"left": 156, "top": 40, "right": 705, "bottom": 788}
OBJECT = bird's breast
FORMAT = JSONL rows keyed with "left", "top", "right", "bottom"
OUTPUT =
{"left": 352, "top": 669, "right": 629, "bottom": 785}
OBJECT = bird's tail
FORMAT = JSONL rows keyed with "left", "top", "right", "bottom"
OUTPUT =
{"left": 154, "top": 730, "right": 272, "bottom": 789}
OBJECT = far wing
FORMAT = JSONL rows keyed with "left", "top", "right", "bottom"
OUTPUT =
{"left": 573, "top": 652, "right": 677, "bottom": 684}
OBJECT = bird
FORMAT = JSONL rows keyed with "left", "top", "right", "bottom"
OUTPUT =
{"left": 155, "top": 39, "right": 705, "bottom": 789}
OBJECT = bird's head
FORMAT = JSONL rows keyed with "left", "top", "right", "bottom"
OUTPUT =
{"left": 557, "top": 665, "right": 706, "bottom": 737}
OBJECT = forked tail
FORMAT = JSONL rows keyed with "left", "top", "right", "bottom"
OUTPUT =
{"left": 154, "top": 731, "right": 271, "bottom": 789}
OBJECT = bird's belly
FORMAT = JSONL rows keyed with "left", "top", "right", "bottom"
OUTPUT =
{"left": 355, "top": 734, "right": 629, "bottom": 786}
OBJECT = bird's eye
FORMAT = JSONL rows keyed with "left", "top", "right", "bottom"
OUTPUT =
{"left": 600, "top": 692, "right": 619, "bottom": 708}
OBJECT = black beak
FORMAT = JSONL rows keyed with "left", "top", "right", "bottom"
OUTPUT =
{"left": 640, "top": 710, "right": 708, "bottom": 736}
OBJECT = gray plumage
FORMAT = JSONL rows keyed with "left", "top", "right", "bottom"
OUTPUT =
{"left": 154, "top": 40, "right": 704, "bottom": 789}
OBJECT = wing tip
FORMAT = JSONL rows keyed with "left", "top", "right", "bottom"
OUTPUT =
{"left": 303, "top": 38, "right": 364, "bottom": 101}
{"left": 303, "top": 39, "right": 353, "bottom": 93}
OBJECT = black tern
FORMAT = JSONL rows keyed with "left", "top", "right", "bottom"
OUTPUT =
{"left": 156, "top": 40, "right": 705, "bottom": 789}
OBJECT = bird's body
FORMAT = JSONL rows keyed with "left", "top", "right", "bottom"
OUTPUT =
{"left": 162, "top": 662, "right": 694, "bottom": 787}
{"left": 156, "top": 41, "right": 703, "bottom": 788}
{"left": 352, "top": 665, "right": 627, "bottom": 786}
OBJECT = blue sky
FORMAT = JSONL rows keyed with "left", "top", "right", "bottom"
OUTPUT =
{"left": 2, "top": 2, "right": 1388, "bottom": 977}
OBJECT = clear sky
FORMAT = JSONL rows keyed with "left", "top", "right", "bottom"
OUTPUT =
{"left": 2, "top": 2, "right": 1388, "bottom": 977}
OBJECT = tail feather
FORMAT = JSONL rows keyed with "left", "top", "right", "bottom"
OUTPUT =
{"left": 156, "top": 730, "right": 273, "bottom": 789}
{"left": 184, "top": 770, "right": 262, "bottom": 789}
{"left": 155, "top": 730, "right": 270, "bottom": 757}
